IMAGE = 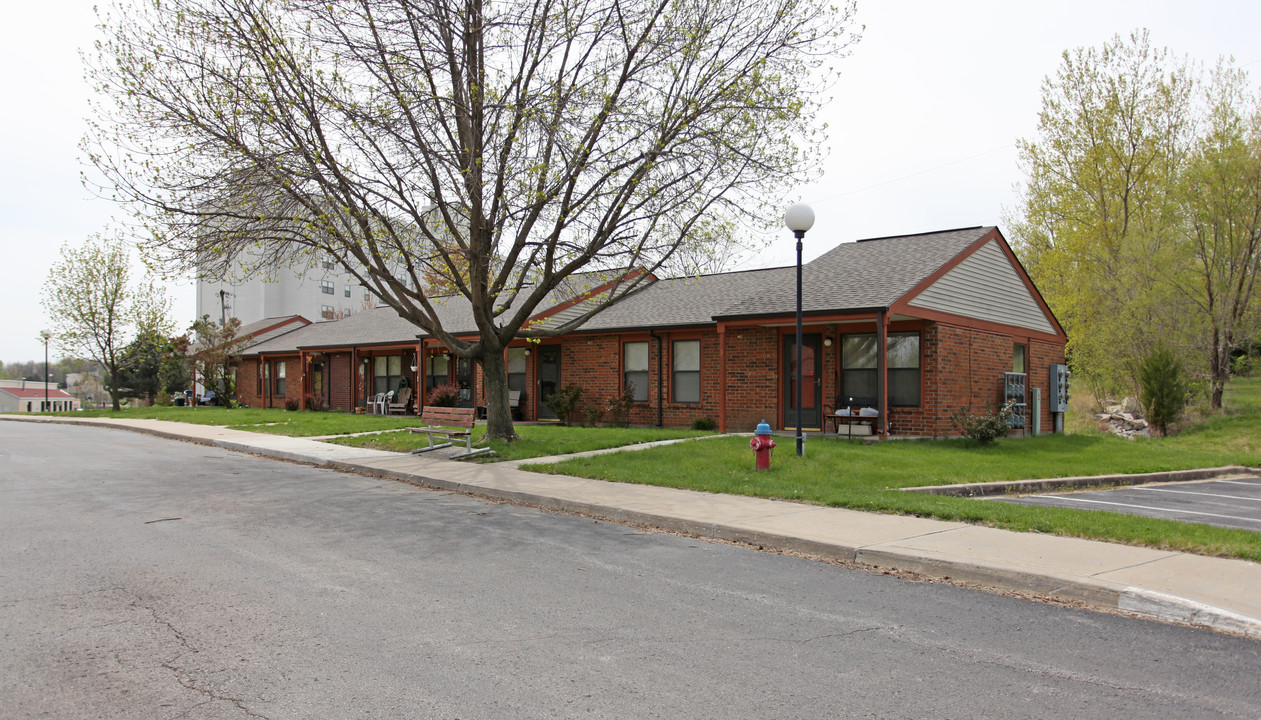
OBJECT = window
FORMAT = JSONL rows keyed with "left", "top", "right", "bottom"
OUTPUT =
{"left": 841, "top": 332, "right": 920, "bottom": 407}
{"left": 322, "top": 254, "right": 334, "bottom": 269}
{"left": 260, "top": 360, "right": 268, "bottom": 394}
{"left": 623, "top": 341, "right": 649, "bottom": 402}
{"left": 321, "top": 280, "right": 335, "bottom": 294}
{"left": 321, "top": 305, "right": 335, "bottom": 320}
{"left": 374, "top": 355, "right": 403, "bottom": 395}
{"left": 274, "top": 361, "right": 286, "bottom": 396}
{"left": 672, "top": 340, "right": 700, "bottom": 403}
{"left": 1013, "top": 344, "right": 1027, "bottom": 374}
{"left": 344, "top": 284, "right": 351, "bottom": 298}
{"left": 507, "top": 348, "right": 528, "bottom": 394}
{"left": 426, "top": 353, "right": 449, "bottom": 395}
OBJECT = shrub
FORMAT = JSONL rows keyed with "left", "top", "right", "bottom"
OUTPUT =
{"left": 426, "top": 384, "right": 460, "bottom": 407}
{"left": 583, "top": 402, "right": 607, "bottom": 427}
{"left": 951, "top": 400, "right": 1016, "bottom": 445}
{"left": 1139, "top": 346, "right": 1186, "bottom": 437}
{"left": 691, "top": 416, "right": 717, "bottom": 431}
{"left": 305, "top": 394, "right": 328, "bottom": 412}
{"left": 284, "top": 397, "right": 300, "bottom": 412}
{"left": 1231, "top": 353, "right": 1254, "bottom": 378}
{"left": 606, "top": 383, "right": 637, "bottom": 428}
{"left": 544, "top": 383, "right": 584, "bottom": 425}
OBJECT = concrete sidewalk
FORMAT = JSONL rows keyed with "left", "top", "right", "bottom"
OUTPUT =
{"left": 13, "top": 415, "right": 1261, "bottom": 640}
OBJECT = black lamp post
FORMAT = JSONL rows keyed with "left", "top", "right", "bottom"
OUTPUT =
{"left": 784, "top": 203, "right": 814, "bottom": 457}
{"left": 39, "top": 330, "right": 51, "bottom": 413}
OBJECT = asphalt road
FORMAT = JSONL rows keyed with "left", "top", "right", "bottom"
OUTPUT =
{"left": 995, "top": 477, "right": 1261, "bottom": 532}
{"left": 3, "top": 422, "right": 1260, "bottom": 719}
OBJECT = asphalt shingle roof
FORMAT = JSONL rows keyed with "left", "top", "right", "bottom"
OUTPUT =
{"left": 717, "top": 227, "right": 993, "bottom": 319}
{"left": 241, "top": 227, "right": 997, "bottom": 351}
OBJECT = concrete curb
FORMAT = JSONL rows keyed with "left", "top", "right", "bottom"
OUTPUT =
{"left": 904, "top": 466, "right": 1261, "bottom": 497}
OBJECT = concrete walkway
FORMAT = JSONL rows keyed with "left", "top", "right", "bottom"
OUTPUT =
{"left": 11, "top": 415, "right": 1261, "bottom": 640}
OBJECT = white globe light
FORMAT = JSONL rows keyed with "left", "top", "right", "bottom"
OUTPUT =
{"left": 784, "top": 203, "right": 815, "bottom": 233}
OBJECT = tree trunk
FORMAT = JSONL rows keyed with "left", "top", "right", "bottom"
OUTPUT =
{"left": 480, "top": 349, "right": 518, "bottom": 441}
{"left": 1209, "top": 327, "right": 1226, "bottom": 410}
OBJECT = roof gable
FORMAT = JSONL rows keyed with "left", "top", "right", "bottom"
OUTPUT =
{"left": 716, "top": 227, "right": 993, "bottom": 319}
{"left": 903, "top": 237, "right": 1060, "bottom": 336}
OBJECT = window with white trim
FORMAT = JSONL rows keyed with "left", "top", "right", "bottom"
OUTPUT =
{"left": 623, "top": 341, "right": 649, "bottom": 402}
{"left": 672, "top": 340, "right": 700, "bottom": 403}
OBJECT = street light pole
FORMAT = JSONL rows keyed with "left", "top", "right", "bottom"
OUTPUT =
{"left": 784, "top": 203, "right": 815, "bottom": 457}
{"left": 39, "top": 330, "right": 51, "bottom": 413}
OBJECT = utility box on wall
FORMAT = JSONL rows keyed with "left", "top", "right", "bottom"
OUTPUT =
{"left": 1049, "top": 364, "right": 1069, "bottom": 413}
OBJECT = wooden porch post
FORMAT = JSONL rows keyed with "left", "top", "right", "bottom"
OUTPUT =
{"left": 877, "top": 310, "right": 888, "bottom": 436}
{"left": 718, "top": 324, "right": 728, "bottom": 433}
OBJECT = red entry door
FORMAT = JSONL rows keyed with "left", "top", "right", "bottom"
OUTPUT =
{"left": 783, "top": 334, "right": 822, "bottom": 429}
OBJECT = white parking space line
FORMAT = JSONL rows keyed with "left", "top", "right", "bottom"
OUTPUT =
{"left": 1029, "top": 495, "right": 1261, "bottom": 525}
{"left": 1218, "top": 479, "right": 1261, "bottom": 486}
{"left": 1132, "top": 487, "right": 1261, "bottom": 502}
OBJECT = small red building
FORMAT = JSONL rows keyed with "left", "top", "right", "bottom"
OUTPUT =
{"left": 236, "top": 226, "right": 1067, "bottom": 437}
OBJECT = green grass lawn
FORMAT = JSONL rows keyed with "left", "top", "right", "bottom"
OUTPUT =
{"left": 330, "top": 424, "right": 712, "bottom": 462}
{"left": 49, "top": 405, "right": 711, "bottom": 460}
{"left": 525, "top": 377, "right": 1261, "bottom": 561}
{"left": 63, "top": 406, "right": 426, "bottom": 436}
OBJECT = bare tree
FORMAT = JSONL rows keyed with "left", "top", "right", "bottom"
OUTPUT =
{"left": 85, "top": 0, "right": 857, "bottom": 438}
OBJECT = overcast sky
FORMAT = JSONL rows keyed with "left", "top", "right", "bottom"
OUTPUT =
{"left": 2, "top": 1, "right": 1259, "bottom": 363}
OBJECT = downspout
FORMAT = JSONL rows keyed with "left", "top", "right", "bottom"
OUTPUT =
{"left": 649, "top": 330, "right": 663, "bottom": 427}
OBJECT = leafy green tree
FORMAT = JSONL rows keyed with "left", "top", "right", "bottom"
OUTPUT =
{"left": 1012, "top": 30, "right": 1195, "bottom": 400}
{"left": 85, "top": 0, "right": 858, "bottom": 440}
{"left": 1170, "top": 63, "right": 1261, "bottom": 408}
{"left": 117, "top": 330, "right": 189, "bottom": 404}
{"left": 1139, "top": 346, "right": 1186, "bottom": 436}
{"left": 41, "top": 233, "right": 174, "bottom": 410}
{"left": 187, "top": 316, "right": 250, "bottom": 405}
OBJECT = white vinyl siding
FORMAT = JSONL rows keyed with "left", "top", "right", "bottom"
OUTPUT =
{"left": 907, "top": 240, "right": 1056, "bottom": 334}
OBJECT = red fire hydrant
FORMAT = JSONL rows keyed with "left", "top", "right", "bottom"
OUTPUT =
{"left": 750, "top": 420, "right": 776, "bottom": 471}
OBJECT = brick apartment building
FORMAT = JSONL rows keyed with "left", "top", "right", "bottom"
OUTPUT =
{"left": 234, "top": 226, "right": 1068, "bottom": 437}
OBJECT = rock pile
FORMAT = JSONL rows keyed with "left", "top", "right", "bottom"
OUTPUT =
{"left": 1094, "top": 400, "right": 1150, "bottom": 438}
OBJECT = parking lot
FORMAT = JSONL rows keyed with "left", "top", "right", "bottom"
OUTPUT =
{"left": 995, "top": 477, "right": 1261, "bottom": 532}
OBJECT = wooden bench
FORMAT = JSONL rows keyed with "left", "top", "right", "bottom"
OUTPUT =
{"left": 407, "top": 406, "right": 489, "bottom": 459}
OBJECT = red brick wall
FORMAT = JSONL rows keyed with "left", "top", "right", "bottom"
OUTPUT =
{"left": 234, "top": 321, "right": 1065, "bottom": 435}
{"left": 912, "top": 323, "right": 1066, "bottom": 437}
{"left": 236, "top": 359, "right": 261, "bottom": 408}
{"left": 329, "top": 352, "right": 354, "bottom": 412}
{"left": 722, "top": 327, "right": 779, "bottom": 432}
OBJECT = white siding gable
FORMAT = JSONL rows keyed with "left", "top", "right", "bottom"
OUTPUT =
{"left": 906, "top": 240, "right": 1056, "bottom": 334}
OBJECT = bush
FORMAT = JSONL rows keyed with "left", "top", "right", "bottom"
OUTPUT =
{"left": 606, "top": 383, "right": 636, "bottom": 428}
{"left": 691, "top": 417, "right": 717, "bottom": 431}
{"left": 426, "top": 384, "right": 460, "bottom": 407}
{"left": 305, "top": 394, "right": 328, "bottom": 412}
{"left": 583, "top": 402, "right": 606, "bottom": 427}
{"left": 544, "top": 383, "right": 583, "bottom": 425}
{"left": 1232, "top": 353, "right": 1254, "bottom": 378}
{"left": 284, "top": 398, "right": 300, "bottom": 412}
{"left": 1139, "top": 346, "right": 1186, "bottom": 437}
{"left": 951, "top": 400, "right": 1016, "bottom": 445}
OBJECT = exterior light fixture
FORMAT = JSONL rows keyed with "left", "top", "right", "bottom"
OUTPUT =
{"left": 784, "top": 203, "right": 814, "bottom": 457}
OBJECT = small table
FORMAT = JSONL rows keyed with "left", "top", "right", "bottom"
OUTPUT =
{"left": 824, "top": 412, "right": 879, "bottom": 435}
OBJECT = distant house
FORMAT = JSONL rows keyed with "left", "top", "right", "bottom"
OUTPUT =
{"left": 0, "top": 381, "right": 79, "bottom": 413}
{"left": 233, "top": 226, "right": 1067, "bottom": 437}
